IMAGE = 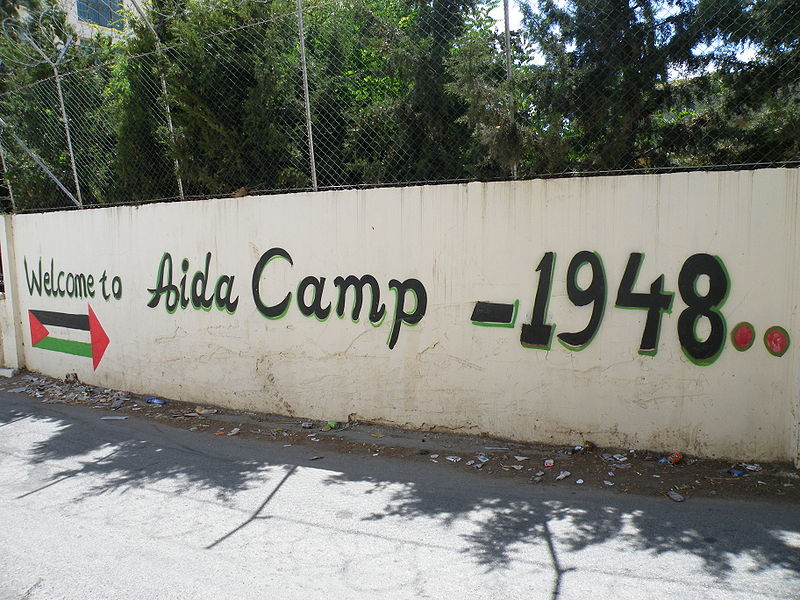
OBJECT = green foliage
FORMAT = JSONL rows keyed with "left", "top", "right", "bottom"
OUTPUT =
{"left": 0, "top": 0, "right": 796, "bottom": 211}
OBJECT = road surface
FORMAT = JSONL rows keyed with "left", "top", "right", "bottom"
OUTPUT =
{"left": 1, "top": 393, "right": 799, "bottom": 599}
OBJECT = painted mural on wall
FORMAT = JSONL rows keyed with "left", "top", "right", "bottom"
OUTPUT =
{"left": 146, "top": 248, "right": 427, "bottom": 350}
{"left": 470, "top": 251, "right": 790, "bottom": 365}
{"left": 20, "top": 248, "right": 792, "bottom": 371}
{"left": 23, "top": 257, "right": 120, "bottom": 369}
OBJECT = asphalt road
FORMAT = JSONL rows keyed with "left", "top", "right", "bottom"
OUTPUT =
{"left": 1, "top": 393, "right": 799, "bottom": 599}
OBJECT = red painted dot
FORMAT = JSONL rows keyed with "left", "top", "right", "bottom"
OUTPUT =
{"left": 764, "top": 327, "right": 790, "bottom": 357}
{"left": 732, "top": 322, "right": 754, "bottom": 351}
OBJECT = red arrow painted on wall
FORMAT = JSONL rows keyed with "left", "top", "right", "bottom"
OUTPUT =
{"left": 28, "top": 305, "right": 110, "bottom": 370}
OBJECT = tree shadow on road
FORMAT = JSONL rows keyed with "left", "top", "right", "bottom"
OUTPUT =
{"left": 320, "top": 460, "right": 800, "bottom": 583}
{"left": 3, "top": 395, "right": 799, "bottom": 590}
{"left": 0, "top": 400, "right": 273, "bottom": 502}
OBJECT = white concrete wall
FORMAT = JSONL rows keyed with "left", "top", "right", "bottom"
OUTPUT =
{"left": 0, "top": 215, "right": 23, "bottom": 370}
{"left": 6, "top": 169, "right": 800, "bottom": 462}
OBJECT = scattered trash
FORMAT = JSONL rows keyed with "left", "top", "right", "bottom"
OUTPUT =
{"left": 612, "top": 454, "right": 628, "bottom": 462}
{"left": 370, "top": 433, "right": 385, "bottom": 438}
{"left": 603, "top": 480, "right": 615, "bottom": 486}
{"left": 485, "top": 446, "right": 509, "bottom": 450}
{"left": 301, "top": 422, "right": 314, "bottom": 429}
{"left": 430, "top": 454, "right": 439, "bottom": 459}
{"left": 668, "top": 452, "right": 684, "bottom": 464}
{"left": 283, "top": 444, "right": 292, "bottom": 447}
{"left": 652, "top": 474, "right": 661, "bottom": 478}
{"left": 417, "top": 449, "right": 430, "bottom": 455}
{"left": 195, "top": 408, "right": 218, "bottom": 415}
{"left": 446, "top": 456, "right": 462, "bottom": 463}
{"left": 514, "top": 456, "right": 529, "bottom": 461}
{"left": 572, "top": 446, "right": 584, "bottom": 454}
{"left": 503, "top": 465, "right": 523, "bottom": 471}
{"left": 213, "top": 431, "right": 226, "bottom": 436}
{"left": 110, "top": 399, "right": 124, "bottom": 410}
{"left": 146, "top": 397, "right": 166, "bottom": 406}
{"left": 227, "top": 428, "right": 241, "bottom": 436}
{"left": 741, "top": 463, "right": 762, "bottom": 471}
{"left": 101, "top": 416, "right": 128, "bottom": 420}
{"left": 728, "top": 469, "right": 746, "bottom": 477}
{"left": 555, "top": 471, "right": 571, "bottom": 480}
{"left": 64, "top": 372, "right": 79, "bottom": 384}
{"left": 544, "top": 459, "right": 554, "bottom": 468}
{"left": 325, "top": 421, "right": 338, "bottom": 430}
{"left": 310, "top": 437, "right": 320, "bottom": 442}
{"left": 531, "top": 476, "right": 543, "bottom": 483}
{"left": 189, "top": 427, "right": 198, "bottom": 431}
{"left": 575, "top": 479, "right": 584, "bottom": 484}
{"left": 534, "top": 471, "right": 545, "bottom": 477}
{"left": 466, "top": 460, "right": 475, "bottom": 466}
{"left": 666, "top": 490, "right": 685, "bottom": 502}
{"left": 476, "top": 454, "right": 490, "bottom": 463}
{"left": 308, "top": 456, "right": 324, "bottom": 461}
{"left": 8, "top": 387, "right": 26, "bottom": 393}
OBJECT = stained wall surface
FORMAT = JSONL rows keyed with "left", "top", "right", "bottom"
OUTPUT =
{"left": 7, "top": 169, "right": 800, "bottom": 462}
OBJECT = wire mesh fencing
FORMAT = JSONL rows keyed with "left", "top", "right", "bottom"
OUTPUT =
{"left": 0, "top": 0, "right": 797, "bottom": 212}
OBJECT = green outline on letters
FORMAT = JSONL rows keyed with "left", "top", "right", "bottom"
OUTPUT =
{"left": 471, "top": 299, "right": 519, "bottom": 329}
{"left": 521, "top": 251, "right": 556, "bottom": 351}
{"left": 763, "top": 325, "right": 790, "bottom": 357}
{"left": 296, "top": 277, "right": 331, "bottom": 323}
{"left": 731, "top": 321, "right": 755, "bottom": 352}
{"left": 257, "top": 253, "right": 292, "bottom": 321}
{"left": 679, "top": 255, "right": 729, "bottom": 367}
{"left": 557, "top": 251, "right": 606, "bottom": 352}
{"left": 612, "top": 252, "right": 675, "bottom": 357}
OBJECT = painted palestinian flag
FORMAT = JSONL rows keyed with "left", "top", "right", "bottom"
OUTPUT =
{"left": 28, "top": 305, "right": 109, "bottom": 370}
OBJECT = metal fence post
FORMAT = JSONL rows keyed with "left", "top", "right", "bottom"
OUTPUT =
{"left": 296, "top": 0, "right": 318, "bottom": 191}
{"left": 129, "top": 0, "right": 185, "bottom": 202}
{"left": 26, "top": 35, "right": 83, "bottom": 206}
{"left": 502, "top": 0, "right": 517, "bottom": 180}
{"left": 0, "top": 117, "right": 81, "bottom": 207}
{"left": 0, "top": 137, "right": 16, "bottom": 212}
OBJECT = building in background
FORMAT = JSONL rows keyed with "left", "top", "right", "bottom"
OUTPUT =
{"left": 62, "top": 0, "right": 125, "bottom": 38}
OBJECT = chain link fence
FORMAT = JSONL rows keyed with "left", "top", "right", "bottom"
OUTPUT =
{"left": 0, "top": 0, "right": 797, "bottom": 212}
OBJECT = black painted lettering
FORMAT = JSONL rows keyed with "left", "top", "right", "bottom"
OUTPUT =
{"left": 214, "top": 275, "right": 239, "bottom": 313}
{"left": 112, "top": 276, "right": 122, "bottom": 300}
{"left": 24, "top": 257, "right": 42, "bottom": 296}
{"left": 179, "top": 259, "right": 190, "bottom": 309}
{"left": 191, "top": 253, "right": 214, "bottom": 310}
{"left": 387, "top": 278, "right": 427, "bottom": 349}
{"left": 100, "top": 270, "right": 110, "bottom": 301}
{"left": 147, "top": 253, "right": 180, "bottom": 312}
{"left": 297, "top": 276, "right": 331, "bottom": 320}
{"left": 252, "top": 247, "right": 293, "bottom": 319}
{"left": 334, "top": 275, "right": 386, "bottom": 323}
